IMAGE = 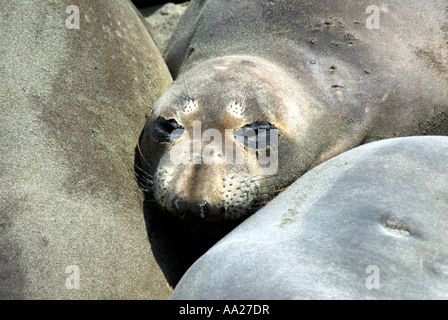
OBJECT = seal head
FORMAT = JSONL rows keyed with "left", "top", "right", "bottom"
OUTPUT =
{"left": 136, "top": 55, "right": 320, "bottom": 222}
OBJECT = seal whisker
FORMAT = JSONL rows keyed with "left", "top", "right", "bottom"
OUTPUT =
{"left": 243, "top": 174, "right": 278, "bottom": 184}
{"left": 274, "top": 186, "right": 288, "bottom": 194}
{"left": 134, "top": 161, "right": 155, "bottom": 194}
{"left": 134, "top": 164, "right": 154, "bottom": 179}
{"left": 135, "top": 141, "right": 156, "bottom": 173}
{"left": 229, "top": 166, "right": 247, "bottom": 179}
{"left": 139, "top": 187, "right": 154, "bottom": 193}
{"left": 254, "top": 182, "right": 281, "bottom": 190}
{"left": 172, "top": 91, "right": 193, "bottom": 103}
{"left": 134, "top": 171, "right": 153, "bottom": 182}
{"left": 134, "top": 175, "right": 153, "bottom": 188}
{"left": 172, "top": 75, "right": 195, "bottom": 103}
{"left": 136, "top": 158, "right": 156, "bottom": 175}
{"left": 134, "top": 167, "right": 154, "bottom": 183}
{"left": 134, "top": 174, "right": 154, "bottom": 187}
{"left": 245, "top": 196, "right": 277, "bottom": 213}
{"left": 183, "top": 74, "right": 194, "bottom": 102}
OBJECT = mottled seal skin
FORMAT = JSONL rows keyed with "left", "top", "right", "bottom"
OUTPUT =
{"left": 1, "top": 0, "right": 172, "bottom": 299}
{"left": 170, "top": 136, "right": 448, "bottom": 299}
{"left": 137, "top": 0, "right": 448, "bottom": 224}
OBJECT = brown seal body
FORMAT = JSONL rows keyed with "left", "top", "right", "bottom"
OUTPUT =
{"left": 1, "top": 0, "right": 172, "bottom": 298}
{"left": 136, "top": 0, "right": 448, "bottom": 224}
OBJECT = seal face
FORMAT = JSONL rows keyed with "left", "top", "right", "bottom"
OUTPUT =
{"left": 137, "top": 55, "right": 319, "bottom": 222}
{"left": 136, "top": 0, "right": 448, "bottom": 224}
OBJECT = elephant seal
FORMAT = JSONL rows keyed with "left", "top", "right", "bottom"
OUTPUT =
{"left": 171, "top": 136, "right": 448, "bottom": 299}
{"left": 136, "top": 0, "right": 448, "bottom": 226}
{"left": 1, "top": 0, "right": 172, "bottom": 299}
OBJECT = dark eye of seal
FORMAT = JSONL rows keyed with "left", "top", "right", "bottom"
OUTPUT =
{"left": 152, "top": 116, "right": 184, "bottom": 143}
{"left": 233, "top": 121, "right": 277, "bottom": 150}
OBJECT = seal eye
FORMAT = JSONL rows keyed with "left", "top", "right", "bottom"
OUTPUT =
{"left": 152, "top": 116, "right": 184, "bottom": 143}
{"left": 233, "top": 121, "right": 277, "bottom": 150}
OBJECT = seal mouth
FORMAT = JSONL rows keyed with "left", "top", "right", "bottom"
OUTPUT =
{"left": 168, "top": 198, "right": 230, "bottom": 221}
{"left": 171, "top": 199, "right": 213, "bottom": 218}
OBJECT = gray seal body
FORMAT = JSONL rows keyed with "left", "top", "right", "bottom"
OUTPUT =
{"left": 171, "top": 136, "right": 448, "bottom": 299}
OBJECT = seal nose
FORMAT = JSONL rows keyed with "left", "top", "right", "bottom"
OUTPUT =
{"left": 198, "top": 201, "right": 208, "bottom": 218}
{"left": 170, "top": 198, "right": 212, "bottom": 218}
{"left": 171, "top": 198, "right": 181, "bottom": 212}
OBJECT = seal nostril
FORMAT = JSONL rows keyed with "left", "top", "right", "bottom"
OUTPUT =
{"left": 171, "top": 198, "right": 180, "bottom": 212}
{"left": 198, "top": 201, "right": 208, "bottom": 218}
